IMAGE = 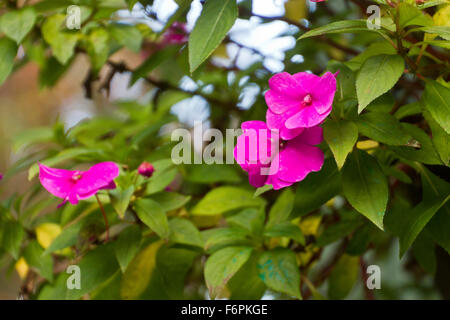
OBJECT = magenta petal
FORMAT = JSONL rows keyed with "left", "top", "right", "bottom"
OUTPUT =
{"left": 248, "top": 169, "right": 268, "bottom": 188}
{"left": 292, "top": 72, "right": 321, "bottom": 92}
{"left": 265, "top": 72, "right": 306, "bottom": 114}
{"left": 266, "top": 175, "right": 293, "bottom": 190}
{"left": 75, "top": 162, "right": 119, "bottom": 196}
{"left": 39, "top": 163, "right": 75, "bottom": 199}
{"left": 297, "top": 126, "right": 323, "bottom": 146}
{"left": 234, "top": 121, "right": 273, "bottom": 172}
{"left": 277, "top": 140, "right": 324, "bottom": 183}
{"left": 310, "top": 72, "right": 337, "bottom": 114}
{"left": 285, "top": 105, "right": 331, "bottom": 129}
{"left": 266, "top": 108, "right": 304, "bottom": 140}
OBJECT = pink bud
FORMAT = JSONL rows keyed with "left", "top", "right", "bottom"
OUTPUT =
{"left": 138, "top": 162, "right": 155, "bottom": 178}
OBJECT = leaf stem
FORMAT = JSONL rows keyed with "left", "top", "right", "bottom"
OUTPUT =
{"left": 95, "top": 194, "right": 110, "bottom": 242}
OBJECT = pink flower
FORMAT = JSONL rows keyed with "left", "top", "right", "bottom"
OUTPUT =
{"left": 265, "top": 72, "right": 337, "bottom": 140}
{"left": 138, "top": 161, "right": 155, "bottom": 178}
{"left": 39, "top": 162, "right": 120, "bottom": 207}
{"left": 234, "top": 121, "right": 324, "bottom": 190}
{"left": 0, "top": 173, "right": 3, "bottom": 181}
{"left": 161, "top": 22, "right": 188, "bottom": 46}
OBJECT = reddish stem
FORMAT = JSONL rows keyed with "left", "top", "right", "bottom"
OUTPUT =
{"left": 95, "top": 194, "right": 110, "bottom": 242}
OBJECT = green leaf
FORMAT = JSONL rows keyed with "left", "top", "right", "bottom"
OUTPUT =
{"left": 427, "top": 208, "right": 450, "bottom": 254}
{"left": 0, "top": 220, "right": 24, "bottom": 259}
{"left": 0, "top": 7, "right": 37, "bottom": 44}
{"left": 114, "top": 225, "right": 142, "bottom": 272}
{"left": 12, "top": 127, "right": 54, "bottom": 152}
{"left": 316, "top": 218, "right": 364, "bottom": 247}
{"left": 110, "top": 186, "right": 135, "bottom": 219}
{"left": 356, "top": 54, "right": 404, "bottom": 113}
{"left": 412, "top": 232, "right": 436, "bottom": 274}
{"left": 42, "top": 14, "right": 78, "bottom": 64}
{"left": 356, "top": 112, "right": 413, "bottom": 146}
{"left": 258, "top": 248, "right": 301, "bottom": 299}
{"left": 228, "top": 252, "right": 266, "bottom": 300}
{"left": 186, "top": 164, "right": 241, "bottom": 184}
{"left": 417, "top": 26, "right": 450, "bottom": 40}
{"left": 424, "top": 110, "right": 449, "bottom": 165}
{"left": 226, "top": 207, "right": 265, "bottom": 235}
{"left": 399, "top": 195, "right": 449, "bottom": 257}
{"left": 342, "top": 150, "right": 388, "bottom": 230}
{"left": 345, "top": 41, "right": 396, "bottom": 71}
{"left": 87, "top": 28, "right": 110, "bottom": 72}
{"left": 66, "top": 244, "right": 119, "bottom": 300}
{"left": 168, "top": 218, "right": 203, "bottom": 248}
{"left": 109, "top": 23, "right": 143, "bottom": 52}
{"left": 121, "top": 241, "right": 163, "bottom": 299}
{"left": 324, "top": 119, "right": 358, "bottom": 169}
{"left": 328, "top": 254, "right": 359, "bottom": 300}
{"left": 0, "top": 37, "right": 17, "bottom": 86}
{"left": 205, "top": 246, "right": 253, "bottom": 299}
{"left": 192, "top": 186, "right": 266, "bottom": 215}
{"left": 130, "top": 45, "right": 179, "bottom": 86}
{"left": 423, "top": 79, "right": 450, "bottom": 134}
{"left": 389, "top": 123, "right": 442, "bottom": 165}
{"left": 264, "top": 222, "right": 305, "bottom": 245}
{"left": 188, "top": 0, "right": 237, "bottom": 72}
{"left": 43, "top": 222, "right": 81, "bottom": 255}
{"left": 146, "top": 168, "right": 178, "bottom": 195}
{"left": 293, "top": 158, "right": 341, "bottom": 217}
{"left": 150, "top": 192, "right": 191, "bottom": 211}
{"left": 254, "top": 184, "right": 273, "bottom": 197}
{"left": 398, "top": 3, "right": 433, "bottom": 29}
{"left": 134, "top": 199, "right": 169, "bottom": 239}
{"left": 298, "top": 20, "right": 374, "bottom": 40}
{"left": 23, "top": 240, "right": 53, "bottom": 282}
{"left": 202, "top": 227, "right": 252, "bottom": 252}
{"left": 267, "top": 188, "right": 295, "bottom": 228}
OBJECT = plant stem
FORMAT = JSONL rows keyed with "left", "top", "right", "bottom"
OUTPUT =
{"left": 95, "top": 194, "right": 110, "bottom": 242}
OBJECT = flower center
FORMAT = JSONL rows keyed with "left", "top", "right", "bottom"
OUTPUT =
{"left": 303, "top": 94, "right": 313, "bottom": 106}
{"left": 71, "top": 173, "right": 82, "bottom": 182}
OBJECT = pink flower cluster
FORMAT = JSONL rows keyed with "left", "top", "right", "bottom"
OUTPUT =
{"left": 234, "top": 71, "right": 337, "bottom": 190}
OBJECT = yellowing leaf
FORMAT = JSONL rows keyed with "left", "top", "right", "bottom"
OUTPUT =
{"left": 36, "top": 223, "right": 62, "bottom": 249}
{"left": 121, "top": 240, "right": 163, "bottom": 299}
{"left": 284, "top": 0, "right": 307, "bottom": 22}
{"left": 357, "top": 140, "right": 379, "bottom": 150}
{"left": 300, "top": 215, "right": 322, "bottom": 236}
{"left": 15, "top": 257, "right": 29, "bottom": 280}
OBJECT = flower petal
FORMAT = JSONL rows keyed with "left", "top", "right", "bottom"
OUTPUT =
{"left": 265, "top": 72, "right": 306, "bottom": 114}
{"left": 285, "top": 104, "right": 331, "bottom": 129}
{"left": 39, "top": 163, "right": 76, "bottom": 199}
{"left": 266, "top": 108, "right": 304, "bottom": 140}
{"left": 75, "top": 162, "right": 119, "bottom": 196}
{"left": 277, "top": 140, "right": 324, "bottom": 183}
{"left": 310, "top": 72, "right": 337, "bottom": 114}
{"left": 297, "top": 126, "right": 323, "bottom": 146}
{"left": 292, "top": 72, "right": 321, "bottom": 92}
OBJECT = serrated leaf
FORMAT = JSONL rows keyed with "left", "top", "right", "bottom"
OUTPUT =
{"left": 356, "top": 54, "right": 404, "bottom": 113}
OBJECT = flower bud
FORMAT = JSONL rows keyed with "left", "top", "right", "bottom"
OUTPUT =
{"left": 138, "top": 162, "right": 155, "bottom": 178}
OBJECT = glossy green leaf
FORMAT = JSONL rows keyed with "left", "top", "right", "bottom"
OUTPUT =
{"left": 342, "top": 150, "right": 388, "bottom": 230}
{"left": 188, "top": 0, "right": 237, "bottom": 72}
{"left": 324, "top": 119, "right": 358, "bottom": 169}
{"left": 134, "top": 199, "right": 169, "bottom": 239}
{"left": 356, "top": 54, "right": 404, "bottom": 113}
